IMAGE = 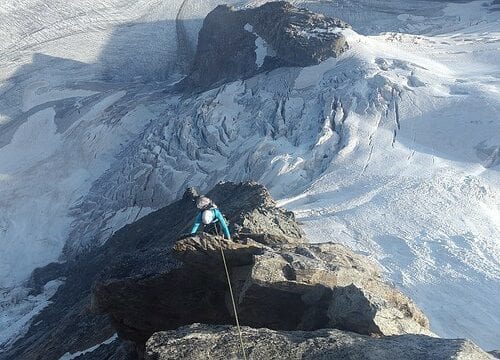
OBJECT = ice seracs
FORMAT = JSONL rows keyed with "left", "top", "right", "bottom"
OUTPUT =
{"left": 0, "top": 0, "right": 498, "bottom": 355}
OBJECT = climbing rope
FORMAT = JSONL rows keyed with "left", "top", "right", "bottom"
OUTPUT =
{"left": 214, "top": 226, "right": 248, "bottom": 360}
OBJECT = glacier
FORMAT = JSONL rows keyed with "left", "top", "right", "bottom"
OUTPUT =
{"left": 0, "top": 0, "right": 498, "bottom": 352}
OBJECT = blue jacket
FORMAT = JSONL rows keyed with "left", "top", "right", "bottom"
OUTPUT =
{"left": 191, "top": 208, "right": 231, "bottom": 239}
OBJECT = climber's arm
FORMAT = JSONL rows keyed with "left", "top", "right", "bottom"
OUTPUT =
{"left": 215, "top": 210, "right": 231, "bottom": 239}
{"left": 190, "top": 212, "right": 202, "bottom": 234}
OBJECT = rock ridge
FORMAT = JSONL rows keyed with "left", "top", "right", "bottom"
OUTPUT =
{"left": 146, "top": 324, "right": 491, "bottom": 360}
{"left": 4, "top": 182, "right": 492, "bottom": 360}
{"left": 179, "top": 1, "right": 350, "bottom": 91}
{"left": 92, "top": 230, "right": 433, "bottom": 355}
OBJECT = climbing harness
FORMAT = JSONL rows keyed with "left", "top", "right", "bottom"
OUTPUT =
{"left": 214, "top": 226, "right": 248, "bottom": 360}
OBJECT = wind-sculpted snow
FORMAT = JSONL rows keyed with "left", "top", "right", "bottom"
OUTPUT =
{"left": 0, "top": 0, "right": 499, "bottom": 354}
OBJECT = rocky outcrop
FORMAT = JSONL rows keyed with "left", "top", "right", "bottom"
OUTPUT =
{"left": 2, "top": 182, "right": 302, "bottom": 360}
{"left": 146, "top": 324, "right": 491, "bottom": 360}
{"left": 179, "top": 1, "right": 350, "bottom": 91}
{"left": 92, "top": 232, "right": 431, "bottom": 354}
{"left": 208, "top": 182, "right": 305, "bottom": 244}
{"left": 0, "top": 182, "right": 305, "bottom": 360}
{"left": 27, "top": 261, "right": 68, "bottom": 294}
{"left": 178, "top": 236, "right": 431, "bottom": 336}
{"left": 225, "top": 240, "right": 430, "bottom": 336}
{"left": 4, "top": 182, "right": 491, "bottom": 360}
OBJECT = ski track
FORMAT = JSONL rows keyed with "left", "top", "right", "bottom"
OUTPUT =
{"left": 0, "top": 0, "right": 499, "bottom": 353}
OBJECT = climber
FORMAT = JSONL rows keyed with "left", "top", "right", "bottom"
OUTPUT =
{"left": 190, "top": 195, "right": 231, "bottom": 240}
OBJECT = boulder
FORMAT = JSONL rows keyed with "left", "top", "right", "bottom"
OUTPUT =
{"left": 145, "top": 324, "right": 491, "bottom": 360}
{"left": 181, "top": 237, "right": 431, "bottom": 336}
{"left": 92, "top": 234, "right": 431, "bottom": 353}
{"left": 173, "top": 234, "right": 265, "bottom": 269}
{"left": 179, "top": 1, "right": 350, "bottom": 91}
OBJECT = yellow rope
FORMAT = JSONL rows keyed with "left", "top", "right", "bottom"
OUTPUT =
{"left": 215, "top": 226, "right": 248, "bottom": 360}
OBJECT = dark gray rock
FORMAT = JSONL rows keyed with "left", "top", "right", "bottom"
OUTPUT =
{"left": 179, "top": 1, "right": 350, "bottom": 91}
{"left": 3, "top": 181, "right": 487, "bottom": 360}
{"left": 202, "top": 181, "right": 306, "bottom": 244}
{"left": 220, "top": 240, "right": 430, "bottom": 336}
{"left": 27, "top": 261, "right": 68, "bottom": 295}
{"left": 173, "top": 234, "right": 266, "bottom": 269}
{"left": 92, "top": 233, "right": 431, "bottom": 354}
{"left": 1, "top": 182, "right": 302, "bottom": 360}
{"left": 145, "top": 324, "right": 491, "bottom": 360}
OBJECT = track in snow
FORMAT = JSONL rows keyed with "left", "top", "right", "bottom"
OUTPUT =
{"left": 175, "top": 0, "right": 195, "bottom": 74}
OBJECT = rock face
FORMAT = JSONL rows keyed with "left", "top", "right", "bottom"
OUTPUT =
{"left": 92, "top": 230, "right": 432, "bottom": 354}
{"left": 1, "top": 182, "right": 303, "bottom": 360}
{"left": 179, "top": 1, "right": 350, "bottom": 91}
{"left": 4, "top": 181, "right": 490, "bottom": 360}
{"left": 145, "top": 324, "right": 491, "bottom": 360}
{"left": 227, "top": 240, "right": 430, "bottom": 336}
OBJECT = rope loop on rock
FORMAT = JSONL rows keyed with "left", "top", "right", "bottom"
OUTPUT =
{"left": 214, "top": 226, "right": 248, "bottom": 360}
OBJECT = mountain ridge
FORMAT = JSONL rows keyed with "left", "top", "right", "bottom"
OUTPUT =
{"left": 0, "top": 0, "right": 498, "bottom": 355}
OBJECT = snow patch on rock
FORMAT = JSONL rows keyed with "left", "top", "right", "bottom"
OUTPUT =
{"left": 58, "top": 334, "right": 118, "bottom": 360}
{"left": 0, "top": 280, "right": 63, "bottom": 349}
{"left": 244, "top": 22, "right": 277, "bottom": 68}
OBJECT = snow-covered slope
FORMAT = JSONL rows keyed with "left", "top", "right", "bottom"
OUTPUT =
{"left": 0, "top": 0, "right": 220, "bottom": 287}
{"left": 0, "top": 0, "right": 498, "bottom": 352}
{"left": 281, "top": 25, "right": 500, "bottom": 347}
